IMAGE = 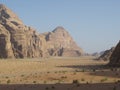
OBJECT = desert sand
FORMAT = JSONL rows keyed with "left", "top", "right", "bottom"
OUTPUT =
{"left": 0, "top": 56, "right": 120, "bottom": 90}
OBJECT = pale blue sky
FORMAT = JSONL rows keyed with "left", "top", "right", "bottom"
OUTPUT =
{"left": 0, "top": 0, "right": 120, "bottom": 53}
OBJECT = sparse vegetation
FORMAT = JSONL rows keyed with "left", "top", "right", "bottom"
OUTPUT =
{"left": 72, "top": 80, "right": 79, "bottom": 84}
{"left": 47, "top": 71, "right": 50, "bottom": 74}
{"left": 81, "top": 78, "right": 85, "bottom": 81}
{"left": 51, "top": 86, "right": 55, "bottom": 89}
{"left": 117, "top": 80, "right": 120, "bottom": 83}
{"left": 73, "top": 72, "right": 76, "bottom": 75}
{"left": 33, "top": 81, "right": 36, "bottom": 84}
{"left": 7, "top": 80, "right": 11, "bottom": 84}
{"left": 21, "top": 74, "right": 24, "bottom": 77}
{"left": 5, "top": 76, "right": 9, "bottom": 79}
{"left": 54, "top": 71, "right": 57, "bottom": 74}
{"left": 86, "top": 81, "right": 89, "bottom": 84}
{"left": 61, "top": 76, "right": 67, "bottom": 79}
{"left": 100, "top": 78, "right": 108, "bottom": 82}
{"left": 44, "top": 81, "right": 47, "bottom": 84}
{"left": 0, "top": 57, "right": 119, "bottom": 85}
{"left": 62, "top": 71, "right": 67, "bottom": 74}
{"left": 82, "top": 69, "right": 85, "bottom": 72}
{"left": 0, "top": 2, "right": 120, "bottom": 90}
{"left": 92, "top": 69, "right": 96, "bottom": 72}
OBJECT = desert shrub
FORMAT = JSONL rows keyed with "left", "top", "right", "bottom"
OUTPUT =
{"left": 33, "top": 81, "right": 36, "bottom": 84}
{"left": 86, "top": 81, "right": 89, "bottom": 84}
{"left": 61, "top": 76, "right": 67, "bottom": 79}
{"left": 92, "top": 69, "right": 96, "bottom": 72}
{"left": 51, "top": 86, "right": 55, "bottom": 89}
{"left": 47, "top": 71, "right": 50, "bottom": 74}
{"left": 21, "top": 74, "right": 24, "bottom": 77}
{"left": 81, "top": 78, "right": 85, "bottom": 81}
{"left": 100, "top": 78, "right": 108, "bottom": 82}
{"left": 82, "top": 69, "right": 85, "bottom": 72}
{"left": 117, "top": 80, "right": 120, "bottom": 83}
{"left": 7, "top": 80, "right": 11, "bottom": 84}
{"left": 5, "top": 76, "right": 9, "bottom": 79}
{"left": 44, "top": 81, "right": 47, "bottom": 84}
{"left": 72, "top": 80, "right": 79, "bottom": 84}
{"left": 54, "top": 71, "right": 57, "bottom": 74}
{"left": 73, "top": 72, "right": 76, "bottom": 75}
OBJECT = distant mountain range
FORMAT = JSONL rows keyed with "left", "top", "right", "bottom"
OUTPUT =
{"left": 97, "top": 47, "right": 115, "bottom": 61}
{"left": 97, "top": 41, "right": 120, "bottom": 66}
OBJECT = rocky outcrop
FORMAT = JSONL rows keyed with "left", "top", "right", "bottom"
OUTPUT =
{"left": 44, "top": 26, "right": 83, "bottom": 56}
{"left": 98, "top": 47, "right": 115, "bottom": 61}
{"left": 0, "top": 4, "right": 83, "bottom": 58}
{"left": 109, "top": 41, "right": 120, "bottom": 66}
{"left": 0, "top": 24, "right": 14, "bottom": 58}
{"left": 0, "top": 4, "right": 48, "bottom": 58}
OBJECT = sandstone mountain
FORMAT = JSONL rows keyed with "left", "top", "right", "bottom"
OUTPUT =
{"left": 44, "top": 26, "right": 83, "bottom": 56}
{"left": 0, "top": 4, "right": 83, "bottom": 58}
{"left": 98, "top": 47, "right": 115, "bottom": 61}
{"left": 109, "top": 41, "right": 120, "bottom": 66}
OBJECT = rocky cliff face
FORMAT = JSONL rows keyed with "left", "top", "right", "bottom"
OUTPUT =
{"left": 98, "top": 47, "right": 115, "bottom": 61}
{"left": 0, "top": 4, "right": 83, "bottom": 58}
{"left": 0, "top": 4, "right": 49, "bottom": 58}
{"left": 0, "top": 24, "right": 14, "bottom": 58}
{"left": 109, "top": 41, "right": 120, "bottom": 66}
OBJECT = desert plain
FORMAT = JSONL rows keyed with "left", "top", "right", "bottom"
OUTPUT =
{"left": 0, "top": 56, "right": 120, "bottom": 90}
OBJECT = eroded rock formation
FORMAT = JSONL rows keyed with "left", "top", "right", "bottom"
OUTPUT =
{"left": 0, "top": 4, "right": 48, "bottom": 58}
{"left": 0, "top": 4, "right": 83, "bottom": 58}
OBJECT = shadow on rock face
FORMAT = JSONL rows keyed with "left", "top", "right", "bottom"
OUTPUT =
{"left": 0, "top": 34, "right": 7, "bottom": 58}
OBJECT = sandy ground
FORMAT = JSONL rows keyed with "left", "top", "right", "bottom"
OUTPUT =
{"left": 0, "top": 56, "right": 120, "bottom": 90}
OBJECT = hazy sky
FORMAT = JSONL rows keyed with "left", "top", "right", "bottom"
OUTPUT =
{"left": 1, "top": 0, "right": 120, "bottom": 53}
